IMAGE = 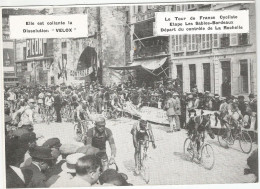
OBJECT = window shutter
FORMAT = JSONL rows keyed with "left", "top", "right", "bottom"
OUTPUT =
{"left": 230, "top": 34, "right": 238, "bottom": 46}
{"left": 153, "top": 22, "right": 157, "bottom": 36}
{"left": 212, "top": 34, "right": 220, "bottom": 48}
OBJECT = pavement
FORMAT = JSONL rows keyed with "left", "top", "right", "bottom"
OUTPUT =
{"left": 33, "top": 116, "right": 258, "bottom": 186}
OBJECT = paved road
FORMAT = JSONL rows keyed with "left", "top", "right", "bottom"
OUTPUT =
{"left": 34, "top": 117, "right": 257, "bottom": 185}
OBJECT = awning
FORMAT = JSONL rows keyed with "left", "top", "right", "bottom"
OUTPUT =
{"left": 108, "top": 57, "right": 167, "bottom": 71}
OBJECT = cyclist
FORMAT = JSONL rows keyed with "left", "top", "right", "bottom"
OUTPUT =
{"left": 218, "top": 96, "right": 243, "bottom": 141}
{"left": 37, "top": 90, "right": 45, "bottom": 115}
{"left": 131, "top": 115, "right": 156, "bottom": 175}
{"left": 45, "top": 92, "right": 54, "bottom": 123}
{"left": 85, "top": 116, "right": 116, "bottom": 172}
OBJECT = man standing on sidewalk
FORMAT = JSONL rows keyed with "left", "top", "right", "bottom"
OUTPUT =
{"left": 164, "top": 91, "right": 177, "bottom": 133}
{"left": 54, "top": 91, "right": 62, "bottom": 123}
{"left": 173, "top": 92, "right": 181, "bottom": 131}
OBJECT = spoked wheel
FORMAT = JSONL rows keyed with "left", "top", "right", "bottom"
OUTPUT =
{"left": 217, "top": 127, "right": 229, "bottom": 148}
{"left": 183, "top": 138, "right": 195, "bottom": 162}
{"left": 200, "top": 144, "right": 215, "bottom": 170}
{"left": 140, "top": 156, "right": 150, "bottom": 184}
{"left": 239, "top": 131, "right": 252, "bottom": 154}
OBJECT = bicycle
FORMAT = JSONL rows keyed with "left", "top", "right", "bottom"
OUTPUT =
{"left": 218, "top": 119, "right": 252, "bottom": 154}
{"left": 74, "top": 120, "right": 90, "bottom": 143}
{"left": 44, "top": 105, "right": 54, "bottom": 125}
{"left": 183, "top": 132, "right": 215, "bottom": 170}
{"left": 137, "top": 140, "right": 152, "bottom": 184}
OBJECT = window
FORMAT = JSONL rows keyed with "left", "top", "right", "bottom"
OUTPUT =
{"left": 138, "top": 6, "right": 142, "bottom": 13}
{"left": 61, "top": 42, "right": 67, "bottom": 48}
{"left": 173, "top": 35, "right": 184, "bottom": 52}
{"left": 189, "top": 64, "right": 196, "bottom": 90}
{"left": 239, "top": 60, "right": 249, "bottom": 93}
{"left": 212, "top": 34, "right": 220, "bottom": 48}
{"left": 171, "top": 5, "right": 185, "bottom": 12}
{"left": 238, "top": 33, "right": 249, "bottom": 45}
{"left": 187, "top": 4, "right": 196, "bottom": 10}
{"left": 201, "top": 34, "right": 211, "bottom": 50}
{"left": 220, "top": 34, "right": 230, "bottom": 48}
{"left": 187, "top": 34, "right": 197, "bottom": 51}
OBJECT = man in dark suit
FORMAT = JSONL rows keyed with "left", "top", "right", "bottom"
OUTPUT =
{"left": 21, "top": 146, "right": 55, "bottom": 188}
{"left": 53, "top": 91, "right": 62, "bottom": 123}
{"left": 6, "top": 136, "right": 33, "bottom": 188}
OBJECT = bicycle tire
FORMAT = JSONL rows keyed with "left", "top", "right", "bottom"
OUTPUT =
{"left": 183, "top": 138, "right": 195, "bottom": 162}
{"left": 201, "top": 144, "right": 215, "bottom": 170}
{"left": 239, "top": 131, "right": 252, "bottom": 154}
{"left": 217, "top": 127, "right": 229, "bottom": 148}
{"left": 142, "top": 156, "right": 150, "bottom": 184}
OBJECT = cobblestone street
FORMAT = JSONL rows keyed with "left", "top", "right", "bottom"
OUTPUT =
{"left": 34, "top": 117, "right": 257, "bottom": 186}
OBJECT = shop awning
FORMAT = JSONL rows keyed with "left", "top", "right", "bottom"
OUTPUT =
{"left": 108, "top": 57, "right": 167, "bottom": 71}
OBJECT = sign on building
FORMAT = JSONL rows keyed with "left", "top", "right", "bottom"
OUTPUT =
{"left": 26, "top": 38, "right": 43, "bottom": 58}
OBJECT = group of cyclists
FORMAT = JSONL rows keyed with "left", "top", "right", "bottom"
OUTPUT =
{"left": 4, "top": 78, "right": 258, "bottom": 186}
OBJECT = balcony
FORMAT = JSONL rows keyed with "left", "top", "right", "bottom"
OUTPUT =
{"left": 134, "top": 36, "right": 169, "bottom": 59}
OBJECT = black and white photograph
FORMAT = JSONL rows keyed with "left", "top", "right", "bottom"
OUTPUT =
{"left": 1, "top": 0, "right": 258, "bottom": 188}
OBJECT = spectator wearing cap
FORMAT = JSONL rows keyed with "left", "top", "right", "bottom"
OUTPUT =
{"left": 64, "top": 155, "right": 101, "bottom": 187}
{"left": 99, "top": 169, "right": 132, "bottom": 186}
{"left": 212, "top": 94, "right": 221, "bottom": 111}
{"left": 187, "top": 94, "right": 196, "bottom": 118}
{"left": 85, "top": 116, "right": 116, "bottom": 171}
{"left": 48, "top": 153, "right": 85, "bottom": 187}
{"left": 21, "top": 146, "right": 56, "bottom": 188}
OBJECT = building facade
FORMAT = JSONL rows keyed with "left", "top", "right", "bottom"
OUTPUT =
{"left": 128, "top": 5, "right": 171, "bottom": 87}
{"left": 170, "top": 3, "right": 257, "bottom": 96}
{"left": 4, "top": 6, "right": 131, "bottom": 87}
{"left": 2, "top": 9, "right": 18, "bottom": 87}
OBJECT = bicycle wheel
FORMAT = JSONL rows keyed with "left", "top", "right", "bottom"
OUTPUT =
{"left": 201, "top": 144, "right": 215, "bottom": 170}
{"left": 141, "top": 156, "right": 150, "bottom": 184}
{"left": 183, "top": 138, "right": 195, "bottom": 161}
{"left": 217, "top": 127, "right": 229, "bottom": 148}
{"left": 239, "top": 131, "right": 252, "bottom": 154}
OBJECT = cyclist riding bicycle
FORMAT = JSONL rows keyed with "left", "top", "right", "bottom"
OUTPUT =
{"left": 85, "top": 117, "right": 117, "bottom": 172}
{"left": 74, "top": 100, "right": 92, "bottom": 140}
{"left": 131, "top": 115, "right": 156, "bottom": 175}
{"left": 74, "top": 100, "right": 91, "bottom": 122}
{"left": 223, "top": 98, "right": 244, "bottom": 139}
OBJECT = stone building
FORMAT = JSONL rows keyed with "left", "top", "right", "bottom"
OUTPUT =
{"left": 4, "top": 6, "right": 130, "bottom": 86}
{"left": 126, "top": 3, "right": 256, "bottom": 96}
{"left": 170, "top": 3, "right": 256, "bottom": 96}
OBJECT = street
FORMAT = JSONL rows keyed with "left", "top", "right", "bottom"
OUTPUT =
{"left": 34, "top": 117, "right": 257, "bottom": 186}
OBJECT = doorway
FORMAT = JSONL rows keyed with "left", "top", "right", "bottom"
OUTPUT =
{"left": 221, "top": 61, "right": 231, "bottom": 97}
{"left": 203, "top": 63, "right": 211, "bottom": 92}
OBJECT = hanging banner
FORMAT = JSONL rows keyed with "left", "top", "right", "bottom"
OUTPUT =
{"left": 68, "top": 67, "right": 93, "bottom": 78}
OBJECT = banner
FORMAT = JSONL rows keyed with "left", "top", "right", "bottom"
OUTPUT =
{"left": 68, "top": 67, "right": 93, "bottom": 78}
{"left": 140, "top": 106, "right": 169, "bottom": 125}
